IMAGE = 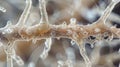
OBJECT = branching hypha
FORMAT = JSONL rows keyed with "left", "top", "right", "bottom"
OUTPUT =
{"left": 0, "top": 0, "right": 120, "bottom": 67}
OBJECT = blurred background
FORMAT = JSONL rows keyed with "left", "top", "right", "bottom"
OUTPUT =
{"left": 0, "top": 0, "right": 120, "bottom": 67}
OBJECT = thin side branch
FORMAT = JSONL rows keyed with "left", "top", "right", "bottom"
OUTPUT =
{"left": 75, "top": 39, "right": 91, "bottom": 67}
{"left": 16, "top": 0, "right": 32, "bottom": 27}
{"left": 39, "top": 0, "right": 49, "bottom": 24}
{"left": 96, "top": 0, "right": 120, "bottom": 24}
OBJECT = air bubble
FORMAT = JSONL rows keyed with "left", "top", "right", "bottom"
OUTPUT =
{"left": 62, "top": 22, "right": 67, "bottom": 27}
{"left": 80, "top": 28, "right": 88, "bottom": 35}
{"left": 94, "top": 28, "right": 101, "bottom": 33}
{"left": 90, "top": 44, "right": 94, "bottom": 48}
{"left": 83, "top": 31, "right": 88, "bottom": 35}
{"left": 70, "top": 18, "right": 76, "bottom": 24}
{"left": 67, "top": 30, "right": 72, "bottom": 35}
{"left": 71, "top": 40, "right": 76, "bottom": 46}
